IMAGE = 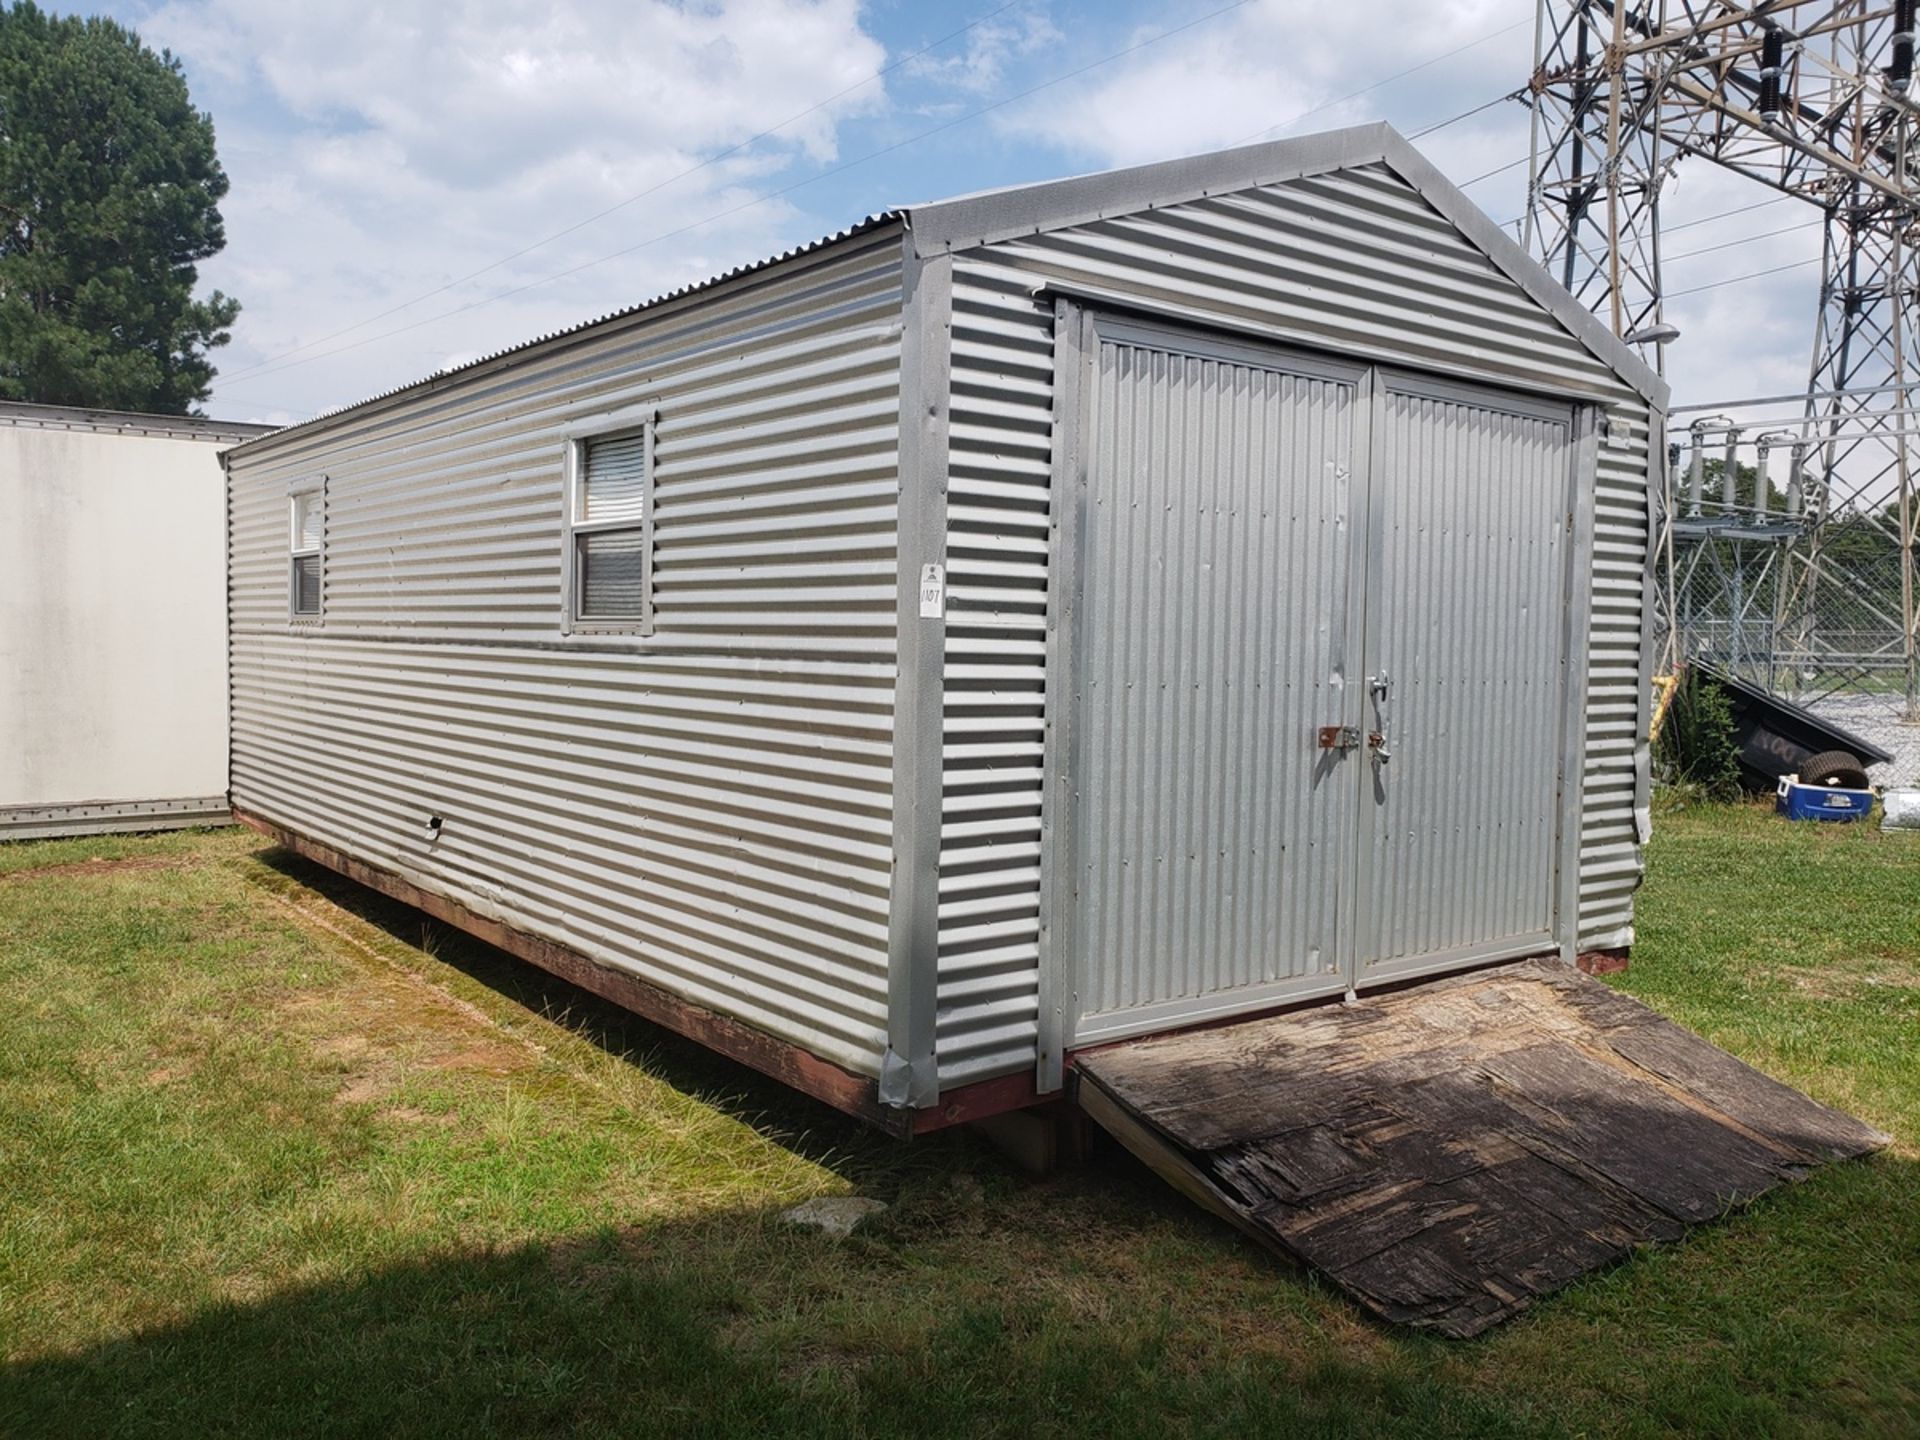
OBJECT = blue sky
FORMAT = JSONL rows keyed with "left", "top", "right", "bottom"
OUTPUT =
{"left": 67, "top": 0, "right": 1825, "bottom": 427}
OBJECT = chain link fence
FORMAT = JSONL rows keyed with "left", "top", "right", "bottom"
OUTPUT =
{"left": 1664, "top": 520, "right": 1920, "bottom": 785}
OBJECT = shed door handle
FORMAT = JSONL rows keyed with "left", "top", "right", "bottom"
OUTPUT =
{"left": 1368, "top": 673, "right": 1392, "bottom": 767}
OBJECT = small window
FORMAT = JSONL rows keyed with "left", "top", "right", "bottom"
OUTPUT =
{"left": 290, "top": 486, "right": 323, "bottom": 621}
{"left": 566, "top": 420, "right": 654, "bottom": 632}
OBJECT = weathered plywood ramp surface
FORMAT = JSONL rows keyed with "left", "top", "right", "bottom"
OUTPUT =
{"left": 1076, "top": 960, "right": 1888, "bottom": 1337}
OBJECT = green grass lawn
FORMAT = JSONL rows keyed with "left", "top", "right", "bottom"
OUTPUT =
{"left": 0, "top": 806, "right": 1914, "bottom": 1438}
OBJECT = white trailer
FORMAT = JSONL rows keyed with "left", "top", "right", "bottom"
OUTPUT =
{"left": 1, "top": 400, "right": 272, "bottom": 839}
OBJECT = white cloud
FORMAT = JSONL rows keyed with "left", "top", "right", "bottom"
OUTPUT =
{"left": 998, "top": 0, "right": 1522, "bottom": 168}
{"left": 136, "top": 0, "right": 887, "bottom": 420}
{"left": 906, "top": 4, "right": 1063, "bottom": 95}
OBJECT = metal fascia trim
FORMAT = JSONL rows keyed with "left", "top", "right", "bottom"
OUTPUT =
{"left": 904, "top": 118, "right": 1665, "bottom": 409}
{"left": 1028, "top": 280, "right": 1623, "bottom": 406}
{"left": 1033, "top": 298, "right": 1091, "bottom": 1092}
{"left": 1373, "top": 129, "right": 1671, "bottom": 410}
{"left": 0, "top": 398, "right": 274, "bottom": 443}
{"left": 905, "top": 122, "right": 1397, "bottom": 259}
{"left": 1635, "top": 407, "right": 1666, "bottom": 847}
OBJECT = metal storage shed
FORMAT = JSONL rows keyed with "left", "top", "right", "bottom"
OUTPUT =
{"left": 3, "top": 400, "right": 273, "bottom": 839}
{"left": 224, "top": 123, "right": 1666, "bottom": 1133}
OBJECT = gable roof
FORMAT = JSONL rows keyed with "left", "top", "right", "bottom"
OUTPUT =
{"left": 234, "top": 123, "right": 1663, "bottom": 457}
{"left": 905, "top": 121, "right": 1666, "bottom": 409}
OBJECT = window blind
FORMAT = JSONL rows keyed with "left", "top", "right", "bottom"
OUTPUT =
{"left": 293, "top": 553, "right": 321, "bottom": 615}
{"left": 580, "top": 432, "right": 648, "bottom": 524}
{"left": 293, "top": 492, "right": 323, "bottom": 551}
{"left": 577, "top": 529, "right": 647, "bottom": 619}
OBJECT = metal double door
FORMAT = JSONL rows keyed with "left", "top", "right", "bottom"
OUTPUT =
{"left": 1056, "top": 311, "right": 1581, "bottom": 1046}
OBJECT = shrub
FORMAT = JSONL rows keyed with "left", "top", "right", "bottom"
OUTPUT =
{"left": 1657, "top": 670, "right": 1743, "bottom": 799}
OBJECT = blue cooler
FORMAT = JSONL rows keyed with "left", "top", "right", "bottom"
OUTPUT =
{"left": 1775, "top": 775, "right": 1875, "bottom": 822}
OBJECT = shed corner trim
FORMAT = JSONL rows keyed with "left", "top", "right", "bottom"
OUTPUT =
{"left": 883, "top": 243, "right": 953, "bottom": 1112}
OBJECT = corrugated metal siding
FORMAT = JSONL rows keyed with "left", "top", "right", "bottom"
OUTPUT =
{"left": 937, "top": 161, "right": 1651, "bottom": 1084}
{"left": 934, "top": 262, "right": 1055, "bottom": 1085}
{"left": 228, "top": 227, "right": 908, "bottom": 1079}
{"left": 1358, "top": 389, "right": 1570, "bottom": 973}
{"left": 1582, "top": 406, "right": 1654, "bottom": 951}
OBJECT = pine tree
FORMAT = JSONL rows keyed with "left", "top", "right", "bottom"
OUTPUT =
{"left": 0, "top": 2, "right": 240, "bottom": 413}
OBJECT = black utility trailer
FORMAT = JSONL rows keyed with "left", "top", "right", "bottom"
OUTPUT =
{"left": 1704, "top": 665, "right": 1893, "bottom": 791}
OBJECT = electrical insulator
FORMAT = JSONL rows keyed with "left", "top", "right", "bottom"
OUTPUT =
{"left": 1895, "top": 0, "right": 1916, "bottom": 89}
{"left": 1687, "top": 423, "right": 1709, "bottom": 517}
{"left": 1753, "top": 433, "right": 1794, "bottom": 519}
{"left": 1759, "top": 28, "right": 1786, "bottom": 120}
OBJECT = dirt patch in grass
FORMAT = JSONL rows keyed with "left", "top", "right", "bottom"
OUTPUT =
{"left": 334, "top": 1073, "right": 392, "bottom": 1105}
{"left": 431, "top": 1041, "right": 534, "bottom": 1075}
{"left": 1779, "top": 968, "right": 1855, "bottom": 1002}
{"left": 0, "top": 854, "right": 194, "bottom": 882}
{"left": 381, "top": 1105, "right": 444, "bottom": 1126}
{"left": 312, "top": 1032, "right": 372, "bottom": 1062}
{"left": 253, "top": 880, "right": 545, "bottom": 1050}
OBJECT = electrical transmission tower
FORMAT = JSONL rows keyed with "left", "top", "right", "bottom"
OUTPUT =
{"left": 1525, "top": 0, "right": 1920, "bottom": 723}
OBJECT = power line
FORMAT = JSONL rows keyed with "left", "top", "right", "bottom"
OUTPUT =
{"left": 1663, "top": 218, "right": 1824, "bottom": 263}
{"left": 1666, "top": 256, "right": 1821, "bottom": 299}
{"left": 1498, "top": 189, "right": 1800, "bottom": 235}
{"left": 1408, "top": 87, "right": 1523, "bottom": 140}
{"left": 1500, "top": 187, "right": 1798, "bottom": 237}
{"left": 221, "top": 0, "right": 1264, "bottom": 393}
{"left": 1233, "top": 15, "right": 1531, "bottom": 149}
{"left": 1458, "top": 154, "right": 1529, "bottom": 189}
{"left": 1671, "top": 382, "right": 1919, "bottom": 414}
{"left": 1664, "top": 193, "right": 1794, "bottom": 234}
{"left": 216, "top": 0, "right": 1029, "bottom": 387}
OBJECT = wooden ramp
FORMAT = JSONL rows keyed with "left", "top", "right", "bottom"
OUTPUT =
{"left": 1076, "top": 960, "right": 1888, "bottom": 1338}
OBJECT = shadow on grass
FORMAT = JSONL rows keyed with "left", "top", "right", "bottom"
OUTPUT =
{"left": 3, "top": 839, "right": 1914, "bottom": 1437}
{"left": 0, "top": 1197, "right": 1547, "bottom": 1440}
{"left": 243, "top": 845, "right": 981, "bottom": 1191}
{"left": 6, "top": 1156, "right": 1913, "bottom": 1440}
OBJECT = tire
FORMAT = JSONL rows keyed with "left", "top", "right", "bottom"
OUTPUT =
{"left": 1798, "top": 749, "right": 1871, "bottom": 789}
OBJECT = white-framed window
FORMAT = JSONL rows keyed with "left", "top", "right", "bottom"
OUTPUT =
{"left": 563, "top": 414, "right": 655, "bottom": 634}
{"left": 289, "top": 480, "right": 325, "bottom": 622}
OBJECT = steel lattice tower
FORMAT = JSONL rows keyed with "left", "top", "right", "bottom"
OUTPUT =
{"left": 1525, "top": 0, "right": 1920, "bottom": 718}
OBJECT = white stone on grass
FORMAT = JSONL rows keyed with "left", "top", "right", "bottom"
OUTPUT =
{"left": 781, "top": 1195, "right": 886, "bottom": 1238}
